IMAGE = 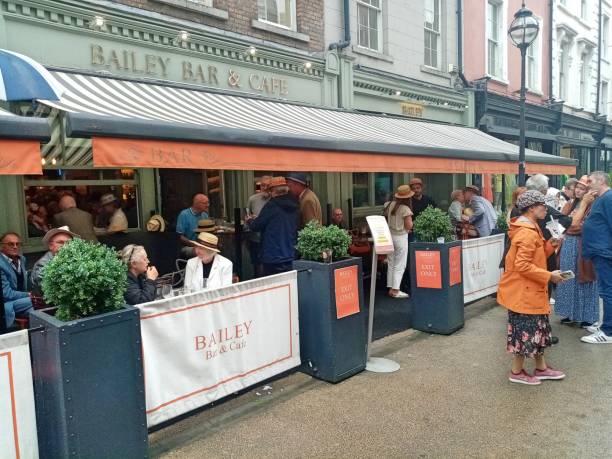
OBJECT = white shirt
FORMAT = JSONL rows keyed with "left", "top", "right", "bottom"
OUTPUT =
{"left": 184, "top": 254, "right": 233, "bottom": 292}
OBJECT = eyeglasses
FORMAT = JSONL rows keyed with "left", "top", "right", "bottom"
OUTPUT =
{"left": 50, "top": 239, "right": 70, "bottom": 246}
{"left": 1, "top": 242, "right": 21, "bottom": 247}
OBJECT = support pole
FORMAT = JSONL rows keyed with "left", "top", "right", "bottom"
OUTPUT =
{"left": 518, "top": 46, "right": 527, "bottom": 186}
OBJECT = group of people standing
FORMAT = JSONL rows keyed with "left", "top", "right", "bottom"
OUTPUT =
{"left": 497, "top": 171, "right": 612, "bottom": 386}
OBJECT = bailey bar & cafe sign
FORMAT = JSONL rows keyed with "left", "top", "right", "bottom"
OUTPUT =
{"left": 90, "top": 44, "right": 290, "bottom": 97}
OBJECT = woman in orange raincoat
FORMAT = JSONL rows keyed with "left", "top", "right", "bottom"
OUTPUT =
{"left": 497, "top": 190, "right": 566, "bottom": 386}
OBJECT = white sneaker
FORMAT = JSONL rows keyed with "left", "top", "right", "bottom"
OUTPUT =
{"left": 549, "top": 298, "right": 556, "bottom": 306}
{"left": 586, "top": 323, "right": 601, "bottom": 334}
{"left": 581, "top": 330, "right": 612, "bottom": 344}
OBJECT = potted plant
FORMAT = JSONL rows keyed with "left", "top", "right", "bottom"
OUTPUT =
{"left": 29, "top": 239, "right": 148, "bottom": 459}
{"left": 293, "top": 222, "right": 367, "bottom": 383}
{"left": 409, "top": 206, "right": 464, "bottom": 335}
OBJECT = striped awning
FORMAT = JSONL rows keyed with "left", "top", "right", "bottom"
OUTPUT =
{"left": 40, "top": 71, "right": 576, "bottom": 174}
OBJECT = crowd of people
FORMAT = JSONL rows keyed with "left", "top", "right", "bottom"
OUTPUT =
{"left": 497, "top": 171, "right": 612, "bottom": 386}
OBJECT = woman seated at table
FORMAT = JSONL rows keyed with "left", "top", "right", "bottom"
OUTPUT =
{"left": 121, "top": 244, "right": 159, "bottom": 305}
{"left": 184, "top": 232, "right": 233, "bottom": 292}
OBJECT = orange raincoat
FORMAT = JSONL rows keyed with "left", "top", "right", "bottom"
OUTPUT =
{"left": 497, "top": 217, "right": 556, "bottom": 315}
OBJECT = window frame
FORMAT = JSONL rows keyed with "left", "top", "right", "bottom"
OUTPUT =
{"left": 424, "top": 0, "right": 441, "bottom": 69}
{"left": 356, "top": 0, "right": 383, "bottom": 53}
{"left": 257, "top": 0, "right": 297, "bottom": 31}
{"left": 579, "top": 53, "right": 589, "bottom": 107}
{"left": 601, "top": 80, "right": 609, "bottom": 117}
{"left": 603, "top": 15, "right": 610, "bottom": 60}
{"left": 352, "top": 172, "right": 394, "bottom": 209}
{"left": 559, "top": 43, "right": 569, "bottom": 101}
{"left": 581, "top": 0, "right": 588, "bottom": 20}
{"left": 525, "top": 23, "right": 542, "bottom": 92}
{"left": 485, "top": 0, "right": 507, "bottom": 81}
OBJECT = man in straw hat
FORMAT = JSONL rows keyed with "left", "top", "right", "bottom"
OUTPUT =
{"left": 286, "top": 172, "right": 322, "bottom": 228}
{"left": 95, "top": 193, "right": 128, "bottom": 235}
{"left": 184, "top": 232, "right": 233, "bottom": 292}
{"left": 409, "top": 177, "right": 437, "bottom": 221}
{"left": 248, "top": 176, "right": 300, "bottom": 276}
{"left": 30, "top": 226, "right": 79, "bottom": 294}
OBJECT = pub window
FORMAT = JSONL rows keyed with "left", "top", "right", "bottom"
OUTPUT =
{"left": 559, "top": 44, "right": 569, "bottom": 101}
{"left": 424, "top": 0, "right": 441, "bottom": 68}
{"left": 257, "top": 0, "right": 296, "bottom": 30}
{"left": 526, "top": 32, "right": 540, "bottom": 91}
{"left": 486, "top": 0, "right": 503, "bottom": 78}
{"left": 23, "top": 169, "right": 140, "bottom": 239}
{"left": 601, "top": 81, "right": 609, "bottom": 117}
{"left": 580, "top": 53, "right": 590, "bottom": 107}
{"left": 352, "top": 172, "right": 393, "bottom": 208}
{"left": 581, "top": 0, "right": 588, "bottom": 20}
{"left": 603, "top": 16, "right": 610, "bottom": 60}
{"left": 357, "top": 0, "right": 382, "bottom": 52}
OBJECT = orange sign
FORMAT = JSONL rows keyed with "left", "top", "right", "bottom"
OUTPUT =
{"left": 449, "top": 246, "right": 462, "bottom": 286}
{"left": 334, "top": 265, "right": 360, "bottom": 319}
{"left": 0, "top": 140, "right": 42, "bottom": 175}
{"left": 415, "top": 250, "right": 442, "bottom": 289}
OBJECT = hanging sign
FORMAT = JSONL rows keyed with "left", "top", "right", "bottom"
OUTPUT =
{"left": 415, "top": 250, "right": 442, "bottom": 289}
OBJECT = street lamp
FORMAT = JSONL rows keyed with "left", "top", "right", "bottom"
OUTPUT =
{"left": 508, "top": 2, "right": 540, "bottom": 186}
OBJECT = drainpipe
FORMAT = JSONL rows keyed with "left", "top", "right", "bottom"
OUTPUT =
{"left": 548, "top": 0, "right": 554, "bottom": 101}
{"left": 455, "top": 0, "right": 470, "bottom": 88}
{"left": 596, "top": 0, "right": 603, "bottom": 115}
{"left": 328, "top": 0, "right": 351, "bottom": 50}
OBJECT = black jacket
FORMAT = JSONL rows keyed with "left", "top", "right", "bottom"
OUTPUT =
{"left": 125, "top": 271, "right": 156, "bottom": 305}
{"left": 249, "top": 194, "right": 300, "bottom": 264}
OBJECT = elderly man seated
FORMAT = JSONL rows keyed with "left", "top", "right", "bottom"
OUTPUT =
{"left": 30, "top": 226, "right": 79, "bottom": 294}
{"left": 184, "top": 232, "right": 233, "bottom": 292}
{"left": 0, "top": 232, "right": 33, "bottom": 328}
{"left": 121, "top": 244, "right": 159, "bottom": 305}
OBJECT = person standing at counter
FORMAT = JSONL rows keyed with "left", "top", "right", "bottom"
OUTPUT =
{"left": 248, "top": 177, "right": 300, "bottom": 276}
{"left": 176, "top": 193, "right": 210, "bottom": 257}
{"left": 54, "top": 195, "right": 97, "bottom": 242}
{"left": 286, "top": 172, "right": 322, "bottom": 228}
{"left": 247, "top": 176, "right": 271, "bottom": 277}
{"left": 95, "top": 194, "right": 128, "bottom": 235}
{"left": 184, "top": 232, "right": 233, "bottom": 292}
{"left": 122, "top": 244, "right": 159, "bottom": 305}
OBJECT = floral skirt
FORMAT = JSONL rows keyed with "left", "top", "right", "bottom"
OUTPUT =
{"left": 506, "top": 310, "right": 552, "bottom": 358}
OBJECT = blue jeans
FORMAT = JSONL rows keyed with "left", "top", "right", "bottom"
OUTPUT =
{"left": 4, "top": 296, "right": 33, "bottom": 328}
{"left": 592, "top": 256, "right": 612, "bottom": 336}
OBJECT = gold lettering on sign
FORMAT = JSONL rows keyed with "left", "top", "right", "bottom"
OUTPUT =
{"left": 91, "top": 44, "right": 171, "bottom": 78}
{"left": 400, "top": 102, "right": 424, "bottom": 118}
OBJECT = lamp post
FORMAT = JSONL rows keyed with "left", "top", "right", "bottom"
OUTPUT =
{"left": 508, "top": 2, "right": 540, "bottom": 186}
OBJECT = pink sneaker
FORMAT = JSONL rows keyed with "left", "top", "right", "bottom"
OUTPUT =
{"left": 534, "top": 367, "right": 566, "bottom": 381}
{"left": 509, "top": 370, "right": 541, "bottom": 385}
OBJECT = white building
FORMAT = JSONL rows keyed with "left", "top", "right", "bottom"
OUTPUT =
{"left": 553, "top": 0, "right": 612, "bottom": 118}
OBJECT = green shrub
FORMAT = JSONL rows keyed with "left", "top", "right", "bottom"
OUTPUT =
{"left": 496, "top": 212, "right": 509, "bottom": 232}
{"left": 297, "top": 221, "right": 352, "bottom": 261}
{"left": 42, "top": 238, "right": 127, "bottom": 321}
{"left": 413, "top": 206, "right": 455, "bottom": 243}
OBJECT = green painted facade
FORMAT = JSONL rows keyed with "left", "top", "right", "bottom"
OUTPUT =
{"left": 0, "top": 0, "right": 473, "bottom": 253}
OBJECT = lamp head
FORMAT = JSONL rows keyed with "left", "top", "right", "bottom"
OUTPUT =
{"left": 508, "top": 7, "right": 540, "bottom": 49}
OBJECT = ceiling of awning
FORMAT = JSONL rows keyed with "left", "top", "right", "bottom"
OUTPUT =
{"left": 40, "top": 71, "right": 576, "bottom": 174}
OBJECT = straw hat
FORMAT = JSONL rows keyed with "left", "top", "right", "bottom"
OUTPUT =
{"left": 268, "top": 176, "right": 287, "bottom": 188}
{"left": 100, "top": 193, "right": 118, "bottom": 206}
{"left": 576, "top": 175, "right": 590, "bottom": 187}
{"left": 194, "top": 219, "right": 217, "bottom": 233}
{"left": 43, "top": 226, "right": 79, "bottom": 246}
{"left": 463, "top": 185, "right": 480, "bottom": 194}
{"left": 192, "top": 232, "right": 220, "bottom": 253}
{"left": 394, "top": 185, "right": 415, "bottom": 199}
{"left": 146, "top": 215, "right": 166, "bottom": 232}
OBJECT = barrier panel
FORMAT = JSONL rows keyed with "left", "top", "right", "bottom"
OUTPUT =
{"left": 0, "top": 330, "right": 39, "bottom": 459}
{"left": 138, "top": 271, "right": 300, "bottom": 427}
{"left": 462, "top": 233, "right": 505, "bottom": 303}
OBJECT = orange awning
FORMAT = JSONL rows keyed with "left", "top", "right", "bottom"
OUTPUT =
{"left": 0, "top": 139, "right": 42, "bottom": 175}
{"left": 93, "top": 137, "right": 576, "bottom": 175}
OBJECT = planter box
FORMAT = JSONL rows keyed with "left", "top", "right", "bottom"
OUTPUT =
{"left": 294, "top": 257, "right": 367, "bottom": 383}
{"left": 29, "top": 306, "right": 148, "bottom": 459}
{"left": 409, "top": 241, "right": 464, "bottom": 335}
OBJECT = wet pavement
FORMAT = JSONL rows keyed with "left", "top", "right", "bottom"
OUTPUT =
{"left": 149, "top": 299, "right": 612, "bottom": 458}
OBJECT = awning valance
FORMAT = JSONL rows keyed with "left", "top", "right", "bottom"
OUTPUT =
{"left": 0, "top": 108, "right": 46, "bottom": 175}
{"left": 41, "top": 72, "right": 576, "bottom": 175}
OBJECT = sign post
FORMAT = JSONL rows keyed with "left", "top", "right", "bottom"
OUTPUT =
{"left": 364, "top": 216, "right": 400, "bottom": 373}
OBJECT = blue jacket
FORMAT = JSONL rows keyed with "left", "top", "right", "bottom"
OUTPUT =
{"left": 583, "top": 189, "right": 612, "bottom": 260}
{"left": 0, "top": 254, "right": 29, "bottom": 302}
{"left": 249, "top": 194, "right": 299, "bottom": 264}
{"left": 468, "top": 195, "right": 497, "bottom": 237}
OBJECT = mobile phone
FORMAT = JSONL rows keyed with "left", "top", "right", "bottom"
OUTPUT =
{"left": 560, "top": 270, "right": 575, "bottom": 280}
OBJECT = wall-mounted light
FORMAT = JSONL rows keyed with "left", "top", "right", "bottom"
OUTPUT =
{"left": 248, "top": 45, "right": 257, "bottom": 56}
{"left": 304, "top": 61, "right": 312, "bottom": 70}
{"left": 51, "top": 158, "right": 57, "bottom": 165}
{"left": 41, "top": 158, "right": 46, "bottom": 166}
{"left": 173, "top": 30, "right": 190, "bottom": 45}
{"left": 394, "top": 90, "right": 402, "bottom": 96}
{"left": 89, "top": 15, "right": 105, "bottom": 29}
